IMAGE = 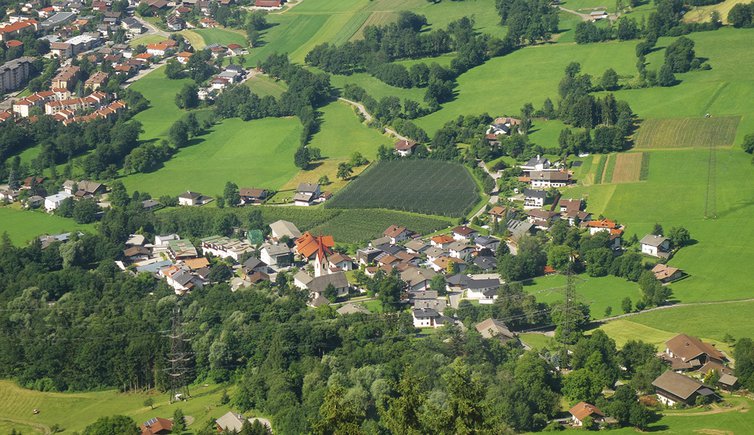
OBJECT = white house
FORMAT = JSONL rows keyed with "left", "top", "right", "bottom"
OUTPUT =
{"left": 641, "top": 234, "right": 671, "bottom": 258}
{"left": 293, "top": 182, "right": 321, "bottom": 206}
{"left": 529, "top": 170, "right": 570, "bottom": 188}
{"left": 44, "top": 191, "right": 73, "bottom": 211}
{"left": 465, "top": 277, "right": 500, "bottom": 304}
{"left": 260, "top": 244, "right": 292, "bottom": 268}
{"left": 178, "top": 191, "right": 209, "bottom": 206}
{"left": 520, "top": 155, "right": 551, "bottom": 173}
{"left": 523, "top": 188, "right": 547, "bottom": 209}
{"left": 569, "top": 402, "right": 605, "bottom": 427}
{"left": 451, "top": 225, "right": 478, "bottom": 242}
{"left": 383, "top": 225, "right": 411, "bottom": 244}
{"left": 447, "top": 241, "right": 474, "bottom": 261}
{"left": 394, "top": 139, "right": 417, "bottom": 157}
{"left": 412, "top": 308, "right": 444, "bottom": 328}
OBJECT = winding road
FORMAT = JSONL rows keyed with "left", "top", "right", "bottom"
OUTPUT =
{"left": 338, "top": 97, "right": 411, "bottom": 142}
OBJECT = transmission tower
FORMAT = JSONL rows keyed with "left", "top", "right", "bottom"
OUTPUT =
{"left": 165, "top": 304, "right": 192, "bottom": 403}
{"left": 704, "top": 141, "right": 717, "bottom": 219}
{"left": 561, "top": 268, "right": 577, "bottom": 343}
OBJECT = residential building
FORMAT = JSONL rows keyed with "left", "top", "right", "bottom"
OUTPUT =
{"left": 447, "top": 241, "right": 474, "bottom": 260}
{"left": 523, "top": 188, "right": 547, "bottom": 208}
{"left": 641, "top": 234, "right": 671, "bottom": 258}
{"left": 401, "top": 267, "right": 437, "bottom": 292}
{"left": 529, "top": 170, "right": 570, "bottom": 188}
{"left": 269, "top": 220, "right": 301, "bottom": 240}
{"left": 652, "top": 263, "right": 683, "bottom": 283}
{"left": 176, "top": 51, "right": 193, "bottom": 64}
{"left": 260, "top": 243, "right": 292, "bottom": 267}
{"left": 178, "top": 191, "right": 209, "bottom": 206}
{"left": 465, "top": 277, "right": 500, "bottom": 303}
{"left": 0, "top": 56, "right": 34, "bottom": 92}
{"left": 44, "top": 191, "right": 73, "bottom": 211}
{"left": 293, "top": 182, "right": 321, "bottom": 206}
{"left": 652, "top": 371, "right": 717, "bottom": 406}
{"left": 475, "top": 235, "right": 500, "bottom": 252}
{"left": 412, "top": 308, "right": 451, "bottom": 328}
{"left": 62, "top": 179, "right": 106, "bottom": 197}
{"left": 41, "top": 12, "right": 74, "bottom": 29}
{"left": 569, "top": 402, "right": 605, "bottom": 427}
{"left": 121, "top": 17, "right": 144, "bottom": 34}
{"left": 201, "top": 236, "right": 254, "bottom": 262}
{"left": 239, "top": 187, "right": 269, "bottom": 204}
{"left": 140, "top": 417, "right": 173, "bottom": 435}
{"left": 166, "top": 15, "right": 185, "bottom": 31}
{"left": 520, "top": 155, "right": 551, "bottom": 172}
{"left": 0, "top": 19, "right": 38, "bottom": 41}
{"left": 451, "top": 225, "right": 477, "bottom": 241}
{"left": 394, "top": 139, "right": 417, "bottom": 156}
{"left": 51, "top": 65, "right": 80, "bottom": 90}
{"left": 84, "top": 71, "right": 108, "bottom": 91}
{"left": 167, "top": 239, "right": 198, "bottom": 260}
{"left": 475, "top": 318, "right": 516, "bottom": 342}
{"left": 664, "top": 334, "right": 727, "bottom": 369}
{"left": 488, "top": 205, "right": 508, "bottom": 224}
{"left": 255, "top": 0, "right": 283, "bottom": 9}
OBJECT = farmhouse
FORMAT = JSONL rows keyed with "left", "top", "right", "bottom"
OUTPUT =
{"left": 269, "top": 220, "right": 301, "bottom": 240}
{"left": 652, "top": 371, "right": 717, "bottom": 406}
{"left": 529, "top": 170, "right": 570, "bottom": 188}
{"left": 641, "top": 234, "right": 671, "bottom": 258}
{"left": 652, "top": 263, "right": 683, "bottom": 283}
{"left": 475, "top": 318, "right": 516, "bottom": 342}
{"left": 140, "top": 417, "right": 172, "bottom": 434}
{"left": 569, "top": 402, "right": 605, "bottom": 427}
{"left": 664, "top": 334, "right": 727, "bottom": 370}
{"left": 62, "top": 179, "right": 105, "bottom": 197}
{"left": 394, "top": 139, "right": 417, "bottom": 157}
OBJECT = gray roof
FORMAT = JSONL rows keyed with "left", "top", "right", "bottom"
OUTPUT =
{"left": 242, "top": 256, "right": 264, "bottom": 271}
{"left": 523, "top": 156, "right": 549, "bottom": 167}
{"left": 404, "top": 239, "right": 429, "bottom": 252}
{"left": 336, "top": 303, "right": 370, "bottom": 315}
{"left": 216, "top": 412, "right": 246, "bottom": 432}
{"left": 467, "top": 278, "right": 500, "bottom": 290}
{"left": 447, "top": 241, "right": 472, "bottom": 252}
{"left": 652, "top": 371, "right": 708, "bottom": 400}
{"left": 640, "top": 234, "right": 669, "bottom": 247}
{"left": 297, "top": 182, "right": 319, "bottom": 193}
{"left": 292, "top": 192, "right": 313, "bottom": 202}
{"left": 413, "top": 298, "right": 446, "bottom": 312}
{"left": 401, "top": 267, "right": 437, "bottom": 287}
{"left": 424, "top": 247, "right": 447, "bottom": 258}
{"left": 446, "top": 274, "right": 469, "bottom": 286}
{"left": 179, "top": 191, "right": 202, "bottom": 200}
{"left": 308, "top": 272, "right": 349, "bottom": 293}
{"left": 475, "top": 235, "right": 499, "bottom": 247}
{"left": 262, "top": 243, "right": 290, "bottom": 257}
{"left": 474, "top": 256, "right": 496, "bottom": 271}
{"left": 475, "top": 318, "right": 515, "bottom": 339}
{"left": 507, "top": 219, "right": 534, "bottom": 240}
{"left": 269, "top": 219, "right": 301, "bottom": 238}
{"left": 529, "top": 170, "right": 569, "bottom": 181}
{"left": 413, "top": 308, "right": 440, "bottom": 319}
{"left": 523, "top": 188, "right": 547, "bottom": 199}
{"left": 136, "top": 260, "right": 173, "bottom": 274}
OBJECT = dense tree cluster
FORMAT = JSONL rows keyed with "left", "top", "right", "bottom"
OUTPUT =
{"left": 496, "top": 0, "right": 559, "bottom": 45}
{"left": 729, "top": 2, "right": 754, "bottom": 27}
{"left": 575, "top": 17, "right": 641, "bottom": 44}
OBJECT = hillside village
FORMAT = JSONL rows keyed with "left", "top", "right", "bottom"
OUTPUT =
{"left": 1, "top": 0, "right": 754, "bottom": 433}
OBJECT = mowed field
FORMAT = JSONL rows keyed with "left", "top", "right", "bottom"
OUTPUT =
{"left": 310, "top": 209, "right": 452, "bottom": 244}
{"left": 326, "top": 160, "right": 480, "bottom": 217}
{"left": 610, "top": 152, "right": 644, "bottom": 183}
{"left": 0, "top": 380, "right": 237, "bottom": 434}
{"left": 122, "top": 117, "right": 302, "bottom": 197}
{"left": 0, "top": 207, "right": 94, "bottom": 245}
{"left": 128, "top": 66, "right": 195, "bottom": 142}
{"left": 634, "top": 116, "right": 740, "bottom": 149}
{"left": 192, "top": 28, "right": 248, "bottom": 47}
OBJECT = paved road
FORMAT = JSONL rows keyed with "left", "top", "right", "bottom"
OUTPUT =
{"left": 135, "top": 16, "right": 169, "bottom": 38}
{"left": 338, "top": 97, "right": 410, "bottom": 142}
{"left": 470, "top": 160, "right": 500, "bottom": 220}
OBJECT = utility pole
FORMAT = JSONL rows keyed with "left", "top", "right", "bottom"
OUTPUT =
{"left": 165, "top": 304, "right": 192, "bottom": 403}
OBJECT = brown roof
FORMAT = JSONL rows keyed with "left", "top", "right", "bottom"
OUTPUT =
{"left": 452, "top": 225, "right": 476, "bottom": 236}
{"left": 255, "top": 0, "right": 282, "bottom": 6}
{"left": 239, "top": 187, "right": 267, "bottom": 198}
{"left": 383, "top": 225, "right": 407, "bottom": 239}
{"left": 295, "top": 232, "right": 335, "bottom": 259}
{"left": 6, "top": 39, "right": 23, "bottom": 47}
{"left": 183, "top": 257, "right": 210, "bottom": 270}
{"left": 652, "top": 371, "right": 707, "bottom": 400}
{"left": 430, "top": 234, "right": 454, "bottom": 245}
{"left": 666, "top": 334, "right": 725, "bottom": 363}
{"left": 652, "top": 263, "right": 680, "bottom": 280}
{"left": 569, "top": 402, "right": 605, "bottom": 421}
{"left": 585, "top": 219, "right": 618, "bottom": 229}
{"left": 141, "top": 417, "right": 172, "bottom": 435}
{"left": 394, "top": 139, "right": 417, "bottom": 151}
{"left": 530, "top": 170, "right": 570, "bottom": 181}
{"left": 488, "top": 205, "right": 507, "bottom": 217}
{"left": 559, "top": 198, "right": 582, "bottom": 212}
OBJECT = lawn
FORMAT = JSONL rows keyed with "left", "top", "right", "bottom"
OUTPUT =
{"left": 0, "top": 380, "right": 240, "bottom": 434}
{"left": 0, "top": 207, "right": 94, "bottom": 245}
{"left": 121, "top": 117, "right": 302, "bottom": 197}
{"left": 326, "top": 159, "right": 480, "bottom": 217}
{"left": 193, "top": 28, "right": 248, "bottom": 47}
{"left": 307, "top": 101, "right": 391, "bottom": 159}
{"left": 522, "top": 274, "right": 643, "bottom": 320}
{"left": 245, "top": 74, "right": 288, "bottom": 98}
{"left": 634, "top": 116, "right": 740, "bottom": 149}
{"left": 128, "top": 66, "right": 195, "bottom": 142}
{"left": 129, "top": 34, "right": 165, "bottom": 48}
{"left": 309, "top": 209, "right": 452, "bottom": 244}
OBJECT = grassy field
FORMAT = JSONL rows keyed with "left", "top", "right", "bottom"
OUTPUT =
{"left": 245, "top": 74, "right": 288, "bottom": 98}
{"left": 634, "top": 116, "right": 740, "bottom": 149}
{"left": 327, "top": 160, "right": 480, "bottom": 217}
{"left": 128, "top": 34, "right": 165, "bottom": 48}
{"left": 129, "top": 66, "right": 195, "bottom": 142}
{"left": 611, "top": 152, "right": 644, "bottom": 183}
{"left": 0, "top": 380, "right": 239, "bottom": 434}
{"left": 193, "top": 28, "right": 248, "bottom": 47}
{"left": 684, "top": 0, "right": 751, "bottom": 23}
{"left": 122, "top": 117, "right": 302, "bottom": 197}
{"left": 0, "top": 207, "right": 93, "bottom": 245}
{"left": 310, "top": 209, "right": 452, "bottom": 244}
{"left": 522, "top": 274, "right": 643, "bottom": 321}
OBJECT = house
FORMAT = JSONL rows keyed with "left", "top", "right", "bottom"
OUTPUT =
{"left": 452, "top": 225, "right": 478, "bottom": 241}
{"left": 665, "top": 334, "right": 727, "bottom": 369}
{"left": 473, "top": 255, "right": 496, "bottom": 271}
{"left": 590, "top": 10, "right": 609, "bottom": 20}
{"left": 413, "top": 297, "right": 447, "bottom": 313}
{"left": 84, "top": 71, "right": 108, "bottom": 91}
{"left": 239, "top": 187, "right": 269, "bottom": 204}
{"left": 269, "top": 220, "right": 301, "bottom": 240}
{"left": 652, "top": 371, "right": 717, "bottom": 406}
{"left": 520, "top": 155, "right": 551, "bottom": 173}
{"left": 412, "top": 308, "right": 443, "bottom": 328}
{"left": 121, "top": 17, "right": 143, "bottom": 34}
{"left": 523, "top": 188, "right": 547, "bottom": 208}
{"left": 431, "top": 256, "right": 465, "bottom": 273}
{"left": 167, "top": 239, "right": 198, "bottom": 260}
{"left": 161, "top": 265, "right": 203, "bottom": 294}
{"left": 652, "top": 263, "right": 683, "bottom": 283}
{"left": 465, "top": 277, "right": 500, "bottom": 303}
{"left": 559, "top": 198, "right": 589, "bottom": 225}
{"left": 295, "top": 232, "right": 335, "bottom": 262}
{"left": 394, "top": 139, "right": 417, "bottom": 157}
{"left": 488, "top": 205, "right": 508, "bottom": 224}
{"left": 526, "top": 209, "right": 558, "bottom": 230}
{"left": 44, "top": 191, "right": 73, "bottom": 211}
{"left": 718, "top": 374, "right": 738, "bottom": 391}
{"left": 255, "top": 0, "right": 283, "bottom": 7}
{"left": 215, "top": 411, "right": 271, "bottom": 433}
{"left": 304, "top": 271, "right": 350, "bottom": 299}
{"left": 140, "top": 417, "right": 172, "bottom": 435}
{"left": 569, "top": 402, "right": 605, "bottom": 427}
{"left": 293, "top": 182, "right": 321, "bottom": 206}
{"left": 430, "top": 234, "right": 454, "bottom": 248}
{"left": 487, "top": 117, "right": 522, "bottom": 136}
{"left": 142, "top": 199, "right": 162, "bottom": 211}
{"left": 0, "top": 19, "right": 38, "bottom": 41}
{"left": 383, "top": 225, "right": 411, "bottom": 244}
{"left": 123, "top": 246, "right": 150, "bottom": 262}
{"left": 176, "top": 51, "right": 193, "bottom": 64}
{"left": 227, "top": 43, "right": 245, "bottom": 55}
{"left": 260, "top": 244, "right": 292, "bottom": 267}
{"left": 166, "top": 15, "right": 185, "bottom": 31}
{"left": 641, "top": 234, "right": 671, "bottom": 258}
{"left": 447, "top": 241, "right": 474, "bottom": 261}
{"left": 401, "top": 267, "right": 437, "bottom": 292}
{"left": 356, "top": 247, "right": 382, "bottom": 265}
{"left": 178, "top": 191, "right": 210, "bottom": 206}
{"left": 475, "top": 318, "right": 516, "bottom": 342}
{"left": 241, "top": 256, "right": 268, "bottom": 277}
{"left": 62, "top": 179, "right": 105, "bottom": 197}
{"left": 529, "top": 170, "right": 570, "bottom": 188}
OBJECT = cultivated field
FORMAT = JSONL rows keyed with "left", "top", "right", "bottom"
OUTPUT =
{"left": 350, "top": 11, "right": 397, "bottom": 40}
{"left": 684, "top": 0, "right": 751, "bottom": 23}
{"left": 611, "top": 152, "right": 644, "bottom": 183}
{"left": 122, "top": 117, "right": 302, "bottom": 197}
{"left": 326, "top": 160, "right": 480, "bottom": 217}
{"left": 309, "top": 209, "right": 451, "bottom": 244}
{"left": 634, "top": 116, "right": 740, "bottom": 149}
{"left": 0, "top": 207, "right": 93, "bottom": 245}
{"left": 193, "top": 28, "right": 248, "bottom": 47}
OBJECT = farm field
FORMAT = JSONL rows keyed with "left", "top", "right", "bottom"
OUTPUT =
{"left": 610, "top": 152, "right": 644, "bottom": 183}
{"left": 684, "top": 0, "right": 750, "bottom": 23}
{"left": 522, "top": 274, "right": 643, "bottom": 321}
{"left": 634, "top": 116, "right": 740, "bottom": 149}
{"left": 128, "top": 34, "right": 165, "bottom": 48}
{"left": 326, "top": 160, "right": 480, "bottom": 217}
{"left": 309, "top": 209, "right": 452, "bottom": 244}
{"left": 121, "top": 117, "right": 302, "bottom": 197}
{"left": 0, "top": 380, "right": 237, "bottom": 434}
{"left": 0, "top": 207, "right": 93, "bottom": 245}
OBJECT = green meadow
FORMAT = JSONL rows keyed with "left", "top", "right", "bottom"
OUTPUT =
{"left": 128, "top": 66, "right": 195, "bottom": 142}
{"left": 193, "top": 28, "right": 248, "bottom": 47}
{"left": 122, "top": 117, "right": 302, "bottom": 197}
{"left": 0, "top": 207, "right": 93, "bottom": 245}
